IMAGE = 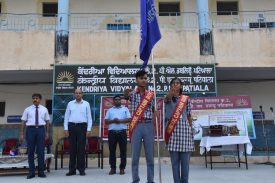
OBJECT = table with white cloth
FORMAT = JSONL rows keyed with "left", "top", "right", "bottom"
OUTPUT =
{"left": 200, "top": 136, "right": 252, "bottom": 169}
{"left": 0, "top": 154, "right": 54, "bottom": 172}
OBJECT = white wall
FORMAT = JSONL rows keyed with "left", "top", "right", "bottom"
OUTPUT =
{"left": 241, "top": 0, "right": 275, "bottom": 11}
{"left": 218, "top": 81, "right": 275, "bottom": 120}
{"left": 5, "top": 0, "right": 37, "bottom": 13}
{"left": 184, "top": 0, "right": 197, "bottom": 12}
{"left": 67, "top": 30, "right": 200, "bottom": 64}
{"left": 213, "top": 29, "right": 275, "bottom": 67}
{"left": 0, "top": 32, "right": 55, "bottom": 70}
{"left": 70, "top": 0, "right": 139, "bottom": 13}
{"left": 1, "top": 29, "right": 274, "bottom": 70}
{"left": 0, "top": 84, "right": 52, "bottom": 124}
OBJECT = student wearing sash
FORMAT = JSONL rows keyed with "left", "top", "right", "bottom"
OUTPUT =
{"left": 124, "top": 70, "right": 155, "bottom": 183}
{"left": 164, "top": 77, "right": 194, "bottom": 183}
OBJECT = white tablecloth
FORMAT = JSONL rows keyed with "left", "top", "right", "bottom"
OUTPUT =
{"left": 0, "top": 154, "right": 54, "bottom": 169}
{"left": 200, "top": 136, "right": 253, "bottom": 155}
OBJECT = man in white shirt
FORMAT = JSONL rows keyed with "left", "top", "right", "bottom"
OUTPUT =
{"left": 105, "top": 95, "right": 131, "bottom": 175}
{"left": 20, "top": 93, "right": 50, "bottom": 179}
{"left": 64, "top": 88, "right": 93, "bottom": 176}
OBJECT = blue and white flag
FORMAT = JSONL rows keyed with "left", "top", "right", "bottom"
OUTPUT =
{"left": 139, "top": 0, "right": 161, "bottom": 69}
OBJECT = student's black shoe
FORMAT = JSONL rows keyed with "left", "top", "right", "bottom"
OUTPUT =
{"left": 79, "top": 171, "right": 86, "bottom": 176}
{"left": 38, "top": 172, "right": 46, "bottom": 178}
{"left": 26, "top": 173, "right": 35, "bottom": 179}
{"left": 66, "top": 171, "right": 76, "bottom": 176}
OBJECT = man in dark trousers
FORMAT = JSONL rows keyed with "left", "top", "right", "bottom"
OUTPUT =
{"left": 20, "top": 93, "right": 50, "bottom": 179}
{"left": 124, "top": 70, "right": 156, "bottom": 183}
{"left": 64, "top": 88, "right": 93, "bottom": 176}
{"left": 105, "top": 95, "right": 131, "bottom": 175}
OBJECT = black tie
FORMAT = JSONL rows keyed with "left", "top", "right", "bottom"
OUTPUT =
{"left": 35, "top": 106, "right": 39, "bottom": 127}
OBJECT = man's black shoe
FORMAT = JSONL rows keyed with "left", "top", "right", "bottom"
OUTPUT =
{"left": 109, "top": 168, "right": 116, "bottom": 175}
{"left": 26, "top": 173, "right": 35, "bottom": 179}
{"left": 66, "top": 171, "right": 76, "bottom": 176}
{"left": 79, "top": 171, "right": 86, "bottom": 176}
{"left": 38, "top": 172, "right": 46, "bottom": 178}
{"left": 119, "top": 169, "right": 125, "bottom": 175}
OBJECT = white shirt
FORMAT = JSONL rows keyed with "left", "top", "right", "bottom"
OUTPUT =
{"left": 64, "top": 99, "right": 93, "bottom": 131}
{"left": 105, "top": 106, "right": 131, "bottom": 131}
{"left": 21, "top": 104, "right": 50, "bottom": 126}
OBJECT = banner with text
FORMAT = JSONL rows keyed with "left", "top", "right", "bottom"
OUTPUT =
{"left": 190, "top": 96, "right": 256, "bottom": 140}
{"left": 54, "top": 64, "right": 216, "bottom": 94}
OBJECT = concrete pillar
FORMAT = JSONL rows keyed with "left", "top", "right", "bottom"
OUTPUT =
{"left": 55, "top": 0, "right": 69, "bottom": 61}
{"left": 197, "top": 0, "right": 214, "bottom": 55}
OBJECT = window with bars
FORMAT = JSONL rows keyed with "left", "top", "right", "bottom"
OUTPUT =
{"left": 159, "top": 2, "right": 180, "bottom": 16}
{"left": 107, "top": 24, "right": 131, "bottom": 30}
{"left": 43, "top": 2, "right": 58, "bottom": 17}
{"left": 217, "top": 1, "right": 238, "bottom": 15}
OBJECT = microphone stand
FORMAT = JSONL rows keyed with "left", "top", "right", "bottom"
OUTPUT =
{"left": 257, "top": 106, "right": 275, "bottom": 165}
{"left": 271, "top": 107, "right": 275, "bottom": 125}
{"left": 270, "top": 107, "right": 275, "bottom": 167}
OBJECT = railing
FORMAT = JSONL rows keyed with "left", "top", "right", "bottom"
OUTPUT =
{"left": 0, "top": 14, "right": 56, "bottom": 31}
{"left": 0, "top": 11, "right": 275, "bottom": 31}
{"left": 211, "top": 10, "right": 275, "bottom": 29}
{"left": 69, "top": 12, "right": 198, "bottom": 31}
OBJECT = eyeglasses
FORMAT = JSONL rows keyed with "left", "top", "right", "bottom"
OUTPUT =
{"left": 75, "top": 92, "right": 82, "bottom": 94}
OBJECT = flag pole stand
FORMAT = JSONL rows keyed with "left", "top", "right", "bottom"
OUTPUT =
{"left": 151, "top": 52, "right": 162, "bottom": 183}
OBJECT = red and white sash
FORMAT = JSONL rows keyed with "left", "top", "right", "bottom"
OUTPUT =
{"left": 129, "top": 91, "right": 154, "bottom": 140}
{"left": 165, "top": 95, "right": 189, "bottom": 144}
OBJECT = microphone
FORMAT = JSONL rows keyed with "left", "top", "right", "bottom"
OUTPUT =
{"left": 270, "top": 107, "right": 273, "bottom": 113}
{"left": 259, "top": 105, "right": 263, "bottom": 112}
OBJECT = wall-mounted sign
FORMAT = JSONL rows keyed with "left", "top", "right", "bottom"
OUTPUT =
{"left": 54, "top": 64, "right": 216, "bottom": 94}
{"left": 7, "top": 115, "right": 22, "bottom": 123}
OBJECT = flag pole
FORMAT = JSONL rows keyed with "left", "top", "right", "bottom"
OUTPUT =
{"left": 151, "top": 51, "right": 162, "bottom": 183}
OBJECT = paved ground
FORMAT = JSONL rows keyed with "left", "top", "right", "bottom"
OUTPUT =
{"left": 0, "top": 158, "right": 275, "bottom": 183}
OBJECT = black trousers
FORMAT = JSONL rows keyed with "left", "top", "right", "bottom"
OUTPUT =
{"left": 108, "top": 130, "right": 127, "bottom": 170}
{"left": 68, "top": 123, "right": 87, "bottom": 173}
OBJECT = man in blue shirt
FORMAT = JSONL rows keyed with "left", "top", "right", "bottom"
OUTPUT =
{"left": 105, "top": 95, "right": 131, "bottom": 175}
